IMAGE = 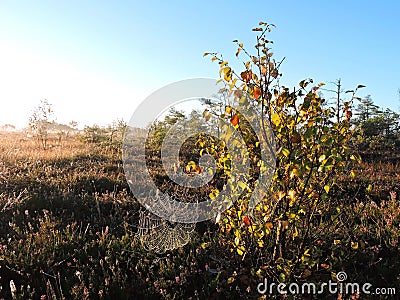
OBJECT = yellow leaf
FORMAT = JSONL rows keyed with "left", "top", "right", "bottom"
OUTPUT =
{"left": 290, "top": 169, "right": 299, "bottom": 179}
{"left": 209, "top": 189, "right": 219, "bottom": 200}
{"left": 201, "top": 242, "right": 209, "bottom": 249}
{"left": 261, "top": 66, "right": 267, "bottom": 75}
{"left": 281, "top": 148, "right": 290, "bottom": 158}
{"left": 334, "top": 239, "right": 341, "bottom": 245}
{"left": 219, "top": 66, "right": 232, "bottom": 82}
{"left": 237, "top": 181, "right": 247, "bottom": 190}
{"left": 223, "top": 67, "right": 232, "bottom": 82}
{"left": 187, "top": 161, "right": 196, "bottom": 168}
{"left": 292, "top": 227, "right": 299, "bottom": 238}
{"left": 229, "top": 78, "right": 238, "bottom": 89}
{"left": 271, "top": 113, "right": 280, "bottom": 126}
{"left": 351, "top": 242, "right": 359, "bottom": 250}
{"left": 324, "top": 185, "right": 330, "bottom": 193}
{"left": 227, "top": 277, "right": 235, "bottom": 284}
{"left": 225, "top": 105, "right": 232, "bottom": 115}
{"left": 237, "top": 248, "right": 244, "bottom": 256}
{"left": 256, "top": 269, "right": 263, "bottom": 278}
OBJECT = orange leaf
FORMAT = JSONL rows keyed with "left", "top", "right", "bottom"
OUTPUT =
{"left": 235, "top": 47, "right": 242, "bottom": 57}
{"left": 231, "top": 115, "right": 239, "bottom": 126}
{"left": 240, "top": 70, "right": 252, "bottom": 82}
{"left": 254, "top": 86, "right": 261, "bottom": 99}
{"left": 243, "top": 216, "right": 251, "bottom": 226}
{"left": 321, "top": 263, "right": 330, "bottom": 269}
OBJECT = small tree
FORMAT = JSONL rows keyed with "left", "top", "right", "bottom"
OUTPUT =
{"left": 354, "top": 95, "right": 380, "bottom": 123}
{"left": 107, "top": 119, "right": 127, "bottom": 145}
{"left": 28, "top": 99, "right": 54, "bottom": 149}
{"left": 203, "top": 22, "right": 363, "bottom": 285}
{"left": 82, "top": 124, "right": 108, "bottom": 144}
{"left": 353, "top": 95, "right": 400, "bottom": 153}
{"left": 69, "top": 120, "right": 78, "bottom": 130}
{"left": 146, "top": 108, "right": 186, "bottom": 151}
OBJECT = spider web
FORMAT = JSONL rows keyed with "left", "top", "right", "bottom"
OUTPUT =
{"left": 136, "top": 208, "right": 195, "bottom": 253}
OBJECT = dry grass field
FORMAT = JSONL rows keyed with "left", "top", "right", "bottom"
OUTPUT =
{"left": 0, "top": 132, "right": 399, "bottom": 299}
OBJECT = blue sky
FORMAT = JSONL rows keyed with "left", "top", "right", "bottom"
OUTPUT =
{"left": 0, "top": 1, "right": 399, "bottom": 128}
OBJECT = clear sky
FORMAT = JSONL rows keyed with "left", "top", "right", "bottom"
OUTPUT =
{"left": 0, "top": 1, "right": 399, "bottom": 129}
